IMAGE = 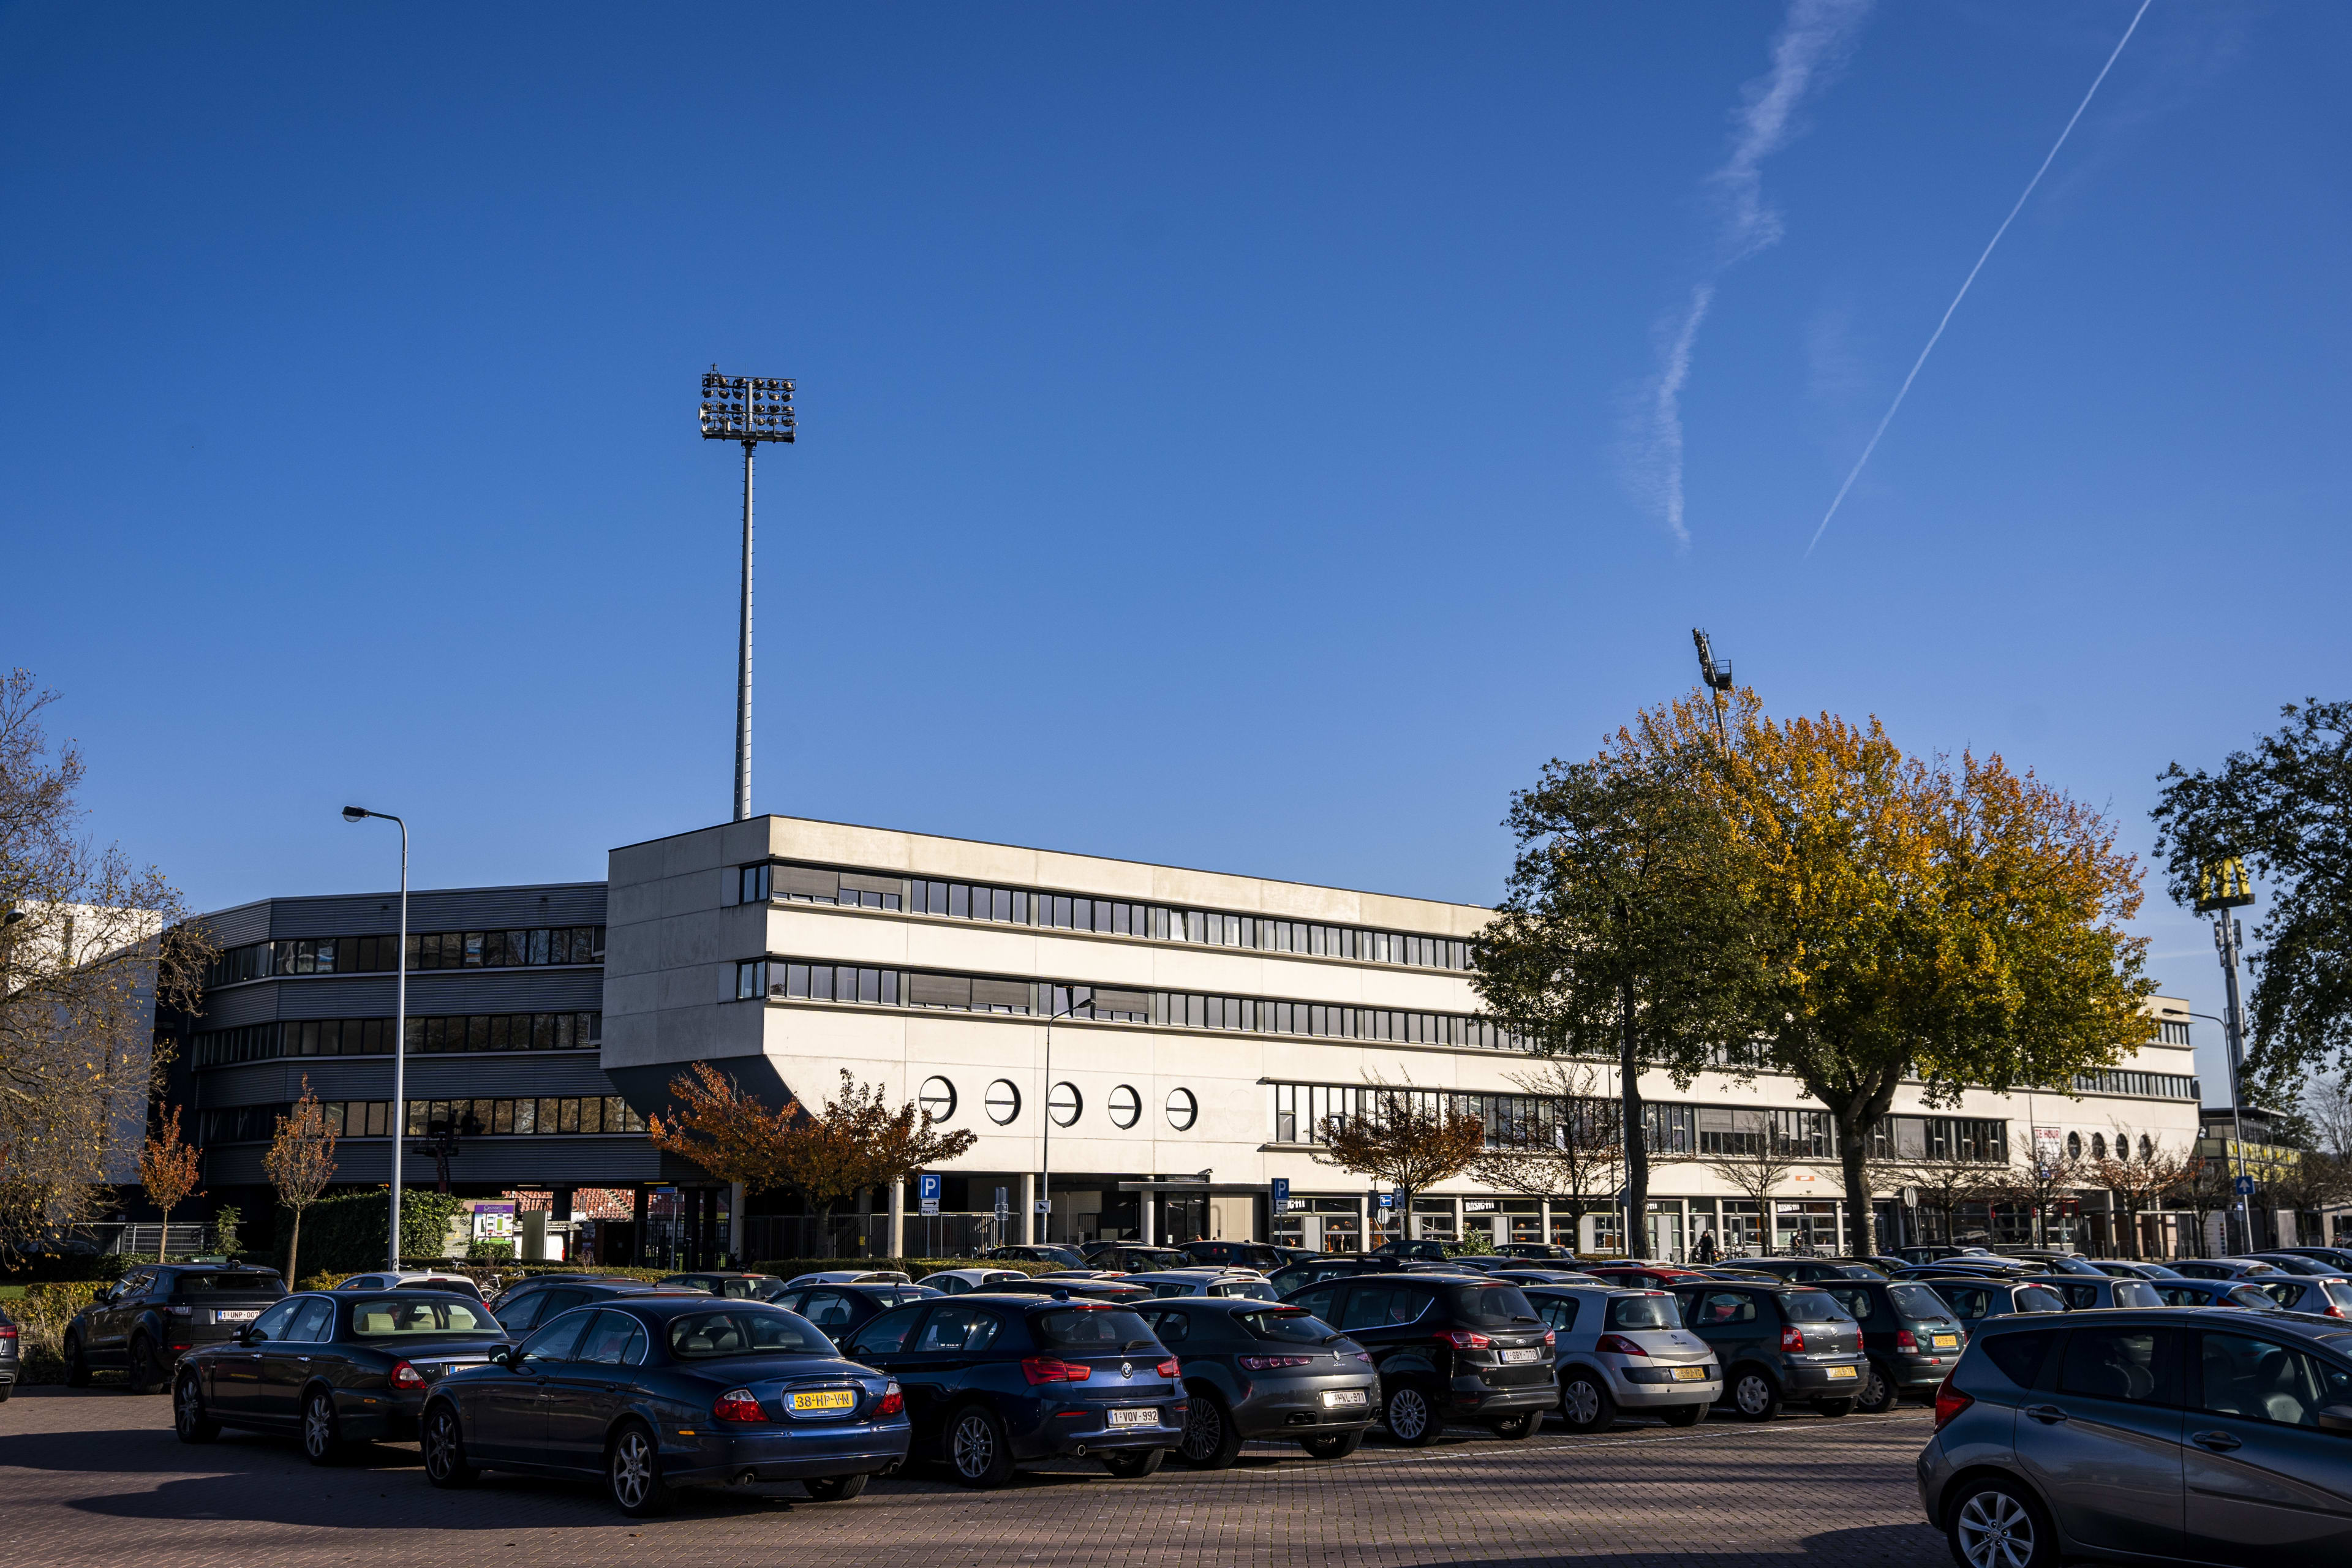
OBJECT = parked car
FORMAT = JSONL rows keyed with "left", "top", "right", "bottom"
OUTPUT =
{"left": 1893, "top": 1261, "right": 2040, "bottom": 1284}
{"left": 2169, "top": 1257, "right": 2284, "bottom": 1280}
{"left": 1918, "top": 1306, "right": 2352, "bottom": 1568}
{"left": 1177, "top": 1240, "right": 1294, "bottom": 1272}
{"left": 2016, "top": 1274, "right": 2169, "bottom": 1313}
{"left": 2149, "top": 1276, "right": 2290, "bottom": 1311}
{"left": 1813, "top": 1278, "right": 1970, "bottom": 1414}
{"left": 1911, "top": 1276, "right": 2071, "bottom": 1332}
{"left": 2242, "top": 1275, "right": 2352, "bottom": 1318}
{"left": 0, "top": 1302, "right": 19, "bottom": 1400}
{"left": 2246, "top": 1253, "right": 2346, "bottom": 1278}
{"left": 1135, "top": 1297, "right": 1380, "bottom": 1464}
{"left": 1488, "top": 1268, "right": 1613, "bottom": 1289}
{"left": 172, "top": 1289, "right": 507, "bottom": 1461}
{"left": 1368, "top": 1239, "right": 1457, "bottom": 1262}
{"left": 658, "top": 1271, "right": 788, "bottom": 1300}
{"left": 840, "top": 1291, "right": 1183, "bottom": 1486}
{"left": 974, "top": 1276, "right": 1152, "bottom": 1305}
{"left": 1524, "top": 1286, "right": 1717, "bottom": 1432}
{"left": 924, "top": 1268, "right": 1032, "bottom": 1295}
{"left": 1721, "top": 1257, "right": 1887, "bottom": 1284}
{"left": 1077, "top": 1245, "right": 1195, "bottom": 1273}
{"left": 1999, "top": 1250, "right": 2106, "bottom": 1276}
{"left": 1122, "top": 1270, "right": 1281, "bottom": 1301}
{"left": 332, "top": 1270, "right": 484, "bottom": 1300}
{"left": 1666, "top": 1281, "right": 1867, "bottom": 1420}
{"left": 1265, "top": 1255, "right": 1406, "bottom": 1297}
{"left": 64, "top": 1262, "right": 288, "bottom": 1392}
{"left": 782, "top": 1270, "right": 914, "bottom": 1288}
{"left": 1494, "top": 1243, "right": 1578, "bottom": 1261}
{"left": 767, "top": 1280, "right": 938, "bottom": 1340}
{"left": 1278, "top": 1272, "right": 1556, "bottom": 1444}
{"left": 423, "top": 1296, "right": 910, "bottom": 1514}
{"left": 1583, "top": 1263, "right": 1722, "bottom": 1291}
{"left": 487, "top": 1276, "right": 707, "bottom": 1335}
{"left": 978, "top": 1245, "right": 1090, "bottom": 1270}
{"left": 2094, "top": 1261, "right": 2185, "bottom": 1280}
{"left": 2272, "top": 1246, "right": 2352, "bottom": 1275}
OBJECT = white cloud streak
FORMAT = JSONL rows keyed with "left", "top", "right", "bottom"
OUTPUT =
{"left": 1628, "top": 0, "right": 1873, "bottom": 548}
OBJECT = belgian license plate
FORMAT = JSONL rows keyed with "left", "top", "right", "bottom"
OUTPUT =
{"left": 1671, "top": 1365, "right": 1708, "bottom": 1382}
{"left": 791, "top": 1390, "right": 854, "bottom": 1412}
{"left": 1826, "top": 1365, "right": 1858, "bottom": 1381}
{"left": 1107, "top": 1407, "right": 1156, "bottom": 1428}
{"left": 1321, "top": 1389, "right": 1368, "bottom": 1408}
{"left": 1501, "top": 1348, "right": 1542, "bottom": 1364}
{"left": 1932, "top": 1334, "right": 1958, "bottom": 1349}
{"left": 214, "top": 1310, "right": 258, "bottom": 1323}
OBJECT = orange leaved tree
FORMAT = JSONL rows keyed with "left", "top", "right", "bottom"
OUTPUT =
{"left": 137, "top": 1105, "right": 203, "bottom": 1262}
{"left": 263, "top": 1078, "right": 337, "bottom": 1281}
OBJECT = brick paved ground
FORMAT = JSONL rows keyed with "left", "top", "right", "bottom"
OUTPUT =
{"left": 0, "top": 1385, "right": 1948, "bottom": 1568}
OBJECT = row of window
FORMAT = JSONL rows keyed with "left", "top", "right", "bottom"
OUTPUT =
{"left": 742, "top": 859, "right": 1472, "bottom": 971}
{"left": 199, "top": 1095, "right": 649, "bottom": 1144}
{"left": 737, "top": 959, "right": 1532, "bottom": 1052}
{"left": 190, "top": 1012, "right": 603, "bottom": 1067}
{"left": 202, "top": 926, "right": 606, "bottom": 987}
{"left": 913, "top": 1075, "right": 1198, "bottom": 1131}
{"left": 2071, "top": 1068, "right": 2201, "bottom": 1101}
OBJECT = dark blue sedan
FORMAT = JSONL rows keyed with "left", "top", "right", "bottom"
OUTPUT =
{"left": 421, "top": 1296, "right": 910, "bottom": 1515}
{"left": 839, "top": 1291, "right": 1184, "bottom": 1487}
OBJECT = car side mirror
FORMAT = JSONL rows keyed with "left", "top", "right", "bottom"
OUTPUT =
{"left": 238, "top": 1325, "right": 265, "bottom": 1346}
{"left": 92, "top": 1286, "right": 111, "bottom": 1303}
{"left": 2316, "top": 1404, "right": 2352, "bottom": 1436}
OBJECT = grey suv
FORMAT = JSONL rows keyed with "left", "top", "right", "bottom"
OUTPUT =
{"left": 1919, "top": 1307, "right": 2352, "bottom": 1568}
{"left": 1668, "top": 1281, "right": 1866, "bottom": 1420}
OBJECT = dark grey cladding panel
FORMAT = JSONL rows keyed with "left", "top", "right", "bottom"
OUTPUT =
{"left": 603, "top": 1056, "right": 796, "bottom": 1121}
{"left": 274, "top": 977, "right": 401, "bottom": 1019}
{"left": 402, "top": 972, "right": 604, "bottom": 1012}
{"left": 192, "top": 984, "right": 290, "bottom": 1030}
{"left": 195, "top": 902, "right": 275, "bottom": 948}
{"left": 197, "top": 1060, "right": 370, "bottom": 1105}
{"left": 198, "top": 883, "right": 609, "bottom": 941}
{"left": 206, "top": 1136, "right": 665, "bottom": 1189}
{"left": 198, "top": 1054, "right": 625, "bottom": 1107}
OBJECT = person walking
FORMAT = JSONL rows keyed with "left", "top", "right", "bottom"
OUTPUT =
{"left": 1693, "top": 1229, "right": 1718, "bottom": 1265}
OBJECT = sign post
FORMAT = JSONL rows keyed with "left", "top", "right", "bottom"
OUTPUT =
{"left": 994, "top": 1185, "right": 1009, "bottom": 1247}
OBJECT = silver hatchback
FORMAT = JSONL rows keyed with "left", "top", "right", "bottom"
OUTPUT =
{"left": 1918, "top": 1306, "right": 2352, "bottom": 1568}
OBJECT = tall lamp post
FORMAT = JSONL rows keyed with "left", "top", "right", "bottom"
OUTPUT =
{"left": 1038, "top": 989, "right": 1091, "bottom": 1248}
{"left": 1691, "top": 628, "right": 1735, "bottom": 751}
{"left": 2194, "top": 858, "right": 2258, "bottom": 1254}
{"left": 699, "top": 369, "right": 796, "bottom": 823}
{"left": 342, "top": 806, "right": 408, "bottom": 1268}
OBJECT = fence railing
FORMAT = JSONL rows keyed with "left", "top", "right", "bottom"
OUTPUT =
{"left": 89, "top": 1223, "right": 219, "bottom": 1259}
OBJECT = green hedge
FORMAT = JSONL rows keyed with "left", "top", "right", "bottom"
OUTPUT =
{"left": 1, "top": 1279, "right": 120, "bottom": 1384}
{"left": 749, "top": 1257, "right": 1059, "bottom": 1281}
{"left": 281, "top": 1189, "right": 470, "bottom": 1277}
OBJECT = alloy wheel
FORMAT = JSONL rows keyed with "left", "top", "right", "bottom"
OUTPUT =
{"left": 1182, "top": 1400, "right": 1224, "bottom": 1461}
{"left": 304, "top": 1393, "right": 334, "bottom": 1459}
{"left": 1388, "top": 1387, "right": 1431, "bottom": 1441}
{"left": 611, "top": 1431, "right": 656, "bottom": 1510}
{"left": 424, "top": 1413, "right": 458, "bottom": 1480}
{"left": 175, "top": 1376, "right": 206, "bottom": 1438}
{"left": 953, "top": 1412, "right": 997, "bottom": 1479}
{"left": 1563, "top": 1379, "right": 1602, "bottom": 1425}
{"left": 1956, "top": 1489, "right": 2037, "bottom": 1568}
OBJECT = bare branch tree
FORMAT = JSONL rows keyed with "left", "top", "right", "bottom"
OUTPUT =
{"left": 1697, "top": 1125, "right": 1814, "bottom": 1256}
{"left": 1466, "top": 1060, "right": 1623, "bottom": 1245}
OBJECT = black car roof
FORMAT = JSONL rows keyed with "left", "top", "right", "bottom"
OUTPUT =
{"left": 598, "top": 1295, "right": 804, "bottom": 1322}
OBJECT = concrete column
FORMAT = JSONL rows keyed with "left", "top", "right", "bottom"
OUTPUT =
{"left": 1020, "top": 1172, "right": 1037, "bottom": 1246}
{"left": 1140, "top": 1188, "right": 1156, "bottom": 1246}
{"left": 888, "top": 1179, "right": 905, "bottom": 1261}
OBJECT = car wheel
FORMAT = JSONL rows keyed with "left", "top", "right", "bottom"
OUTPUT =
{"left": 1855, "top": 1361, "right": 1896, "bottom": 1414}
{"left": 421, "top": 1403, "right": 478, "bottom": 1488}
{"left": 1659, "top": 1403, "right": 1706, "bottom": 1428}
{"left": 63, "top": 1334, "right": 91, "bottom": 1389}
{"left": 1100, "top": 1447, "right": 1164, "bottom": 1479}
{"left": 174, "top": 1371, "right": 219, "bottom": 1443}
{"left": 948, "top": 1404, "right": 1016, "bottom": 1489}
{"left": 1814, "top": 1397, "right": 1853, "bottom": 1419}
{"left": 303, "top": 1388, "right": 345, "bottom": 1465}
{"left": 1948, "top": 1477, "right": 2057, "bottom": 1568}
{"left": 802, "top": 1472, "right": 869, "bottom": 1502}
{"left": 1298, "top": 1430, "right": 1363, "bottom": 1460}
{"left": 1487, "top": 1409, "right": 1542, "bottom": 1441}
{"left": 1383, "top": 1381, "right": 1442, "bottom": 1447}
{"left": 128, "top": 1335, "right": 167, "bottom": 1395}
{"left": 608, "top": 1421, "right": 674, "bottom": 1516}
{"left": 1559, "top": 1372, "right": 1618, "bottom": 1434}
{"left": 1178, "top": 1390, "right": 1244, "bottom": 1469}
{"left": 1729, "top": 1368, "right": 1781, "bottom": 1422}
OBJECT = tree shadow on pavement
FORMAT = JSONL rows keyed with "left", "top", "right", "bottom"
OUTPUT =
{"left": 1388, "top": 1523, "right": 1947, "bottom": 1568}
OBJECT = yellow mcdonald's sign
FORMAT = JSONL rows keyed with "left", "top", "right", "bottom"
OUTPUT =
{"left": 2195, "top": 858, "right": 2255, "bottom": 913}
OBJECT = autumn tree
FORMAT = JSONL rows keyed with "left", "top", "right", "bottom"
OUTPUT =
{"left": 137, "top": 1105, "right": 203, "bottom": 1262}
{"left": 2094, "top": 1134, "right": 2199, "bottom": 1261}
{"left": 1991, "top": 1146, "right": 2088, "bottom": 1251}
{"left": 646, "top": 1061, "right": 797, "bottom": 1193}
{"left": 1308, "top": 1077, "right": 1488, "bottom": 1245}
{"left": 1466, "top": 1060, "right": 1623, "bottom": 1245}
{"left": 1879, "top": 1155, "right": 1998, "bottom": 1251}
{"left": 1474, "top": 696, "right": 1755, "bottom": 1248}
{"left": 0, "top": 670, "right": 213, "bottom": 1261}
{"left": 264, "top": 1079, "right": 336, "bottom": 1281}
{"left": 1695, "top": 1120, "right": 1815, "bottom": 1256}
{"left": 1700, "top": 700, "right": 2154, "bottom": 1259}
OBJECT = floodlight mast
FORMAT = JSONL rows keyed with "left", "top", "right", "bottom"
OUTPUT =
{"left": 1691, "top": 629, "right": 1735, "bottom": 752}
{"left": 700, "top": 369, "right": 796, "bottom": 823}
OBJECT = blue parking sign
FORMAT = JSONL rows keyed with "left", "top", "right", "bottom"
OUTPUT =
{"left": 1271, "top": 1177, "right": 1290, "bottom": 1213}
{"left": 919, "top": 1172, "right": 941, "bottom": 1215}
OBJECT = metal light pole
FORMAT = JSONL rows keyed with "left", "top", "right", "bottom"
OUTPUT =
{"left": 342, "top": 807, "right": 407, "bottom": 1268}
{"left": 1039, "top": 990, "right": 1090, "bottom": 1248}
{"left": 1691, "top": 629, "right": 1735, "bottom": 750}
{"left": 2196, "top": 858, "right": 2258, "bottom": 1254}
{"left": 699, "top": 369, "right": 796, "bottom": 822}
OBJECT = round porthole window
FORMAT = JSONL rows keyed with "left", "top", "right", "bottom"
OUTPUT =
{"left": 1165, "top": 1087, "right": 1197, "bottom": 1131}
{"left": 986, "top": 1079, "right": 1021, "bottom": 1125}
{"left": 2067, "top": 1131, "right": 2081, "bottom": 1159}
{"left": 919, "top": 1076, "right": 957, "bottom": 1123}
{"left": 2139, "top": 1134, "right": 2154, "bottom": 1162}
{"left": 1049, "top": 1082, "right": 1082, "bottom": 1128}
{"left": 2092, "top": 1133, "right": 2108, "bottom": 1160}
{"left": 1108, "top": 1084, "right": 1140, "bottom": 1129}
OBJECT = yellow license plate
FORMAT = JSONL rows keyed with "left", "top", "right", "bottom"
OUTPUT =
{"left": 1932, "top": 1335, "right": 1958, "bottom": 1349}
{"left": 791, "top": 1390, "right": 855, "bottom": 1412}
{"left": 1826, "top": 1365, "right": 1858, "bottom": 1380}
{"left": 1671, "top": 1365, "right": 1708, "bottom": 1382}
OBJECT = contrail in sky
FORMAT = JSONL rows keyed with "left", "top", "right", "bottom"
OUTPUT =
{"left": 1804, "top": 0, "right": 2155, "bottom": 557}
{"left": 1632, "top": 0, "right": 1872, "bottom": 548}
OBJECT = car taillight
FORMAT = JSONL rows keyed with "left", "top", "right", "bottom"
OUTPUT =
{"left": 1020, "top": 1357, "right": 1094, "bottom": 1384}
{"left": 1933, "top": 1376, "right": 1972, "bottom": 1431}
{"left": 388, "top": 1360, "right": 426, "bottom": 1391}
{"left": 1348, "top": 1351, "right": 1372, "bottom": 1363}
{"left": 1894, "top": 1330, "right": 1918, "bottom": 1352}
{"left": 0, "top": 1325, "right": 17, "bottom": 1342}
{"left": 1157, "top": 1358, "right": 1180, "bottom": 1379}
{"left": 165, "top": 1304, "right": 192, "bottom": 1319}
{"left": 878, "top": 1381, "right": 904, "bottom": 1417}
{"left": 1781, "top": 1325, "right": 1806, "bottom": 1352}
{"left": 1238, "top": 1355, "right": 1315, "bottom": 1370}
{"left": 1544, "top": 1330, "right": 1556, "bottom": 1348}
{"left": 713, "top": 1387, "right": 764, "bottom": 1423}
{"left": 1594, "top": 1333, "right": 1649, "bottom": 1357}
{"left": 1436, "top": 1330, "right": 1491, "bottom": 1350}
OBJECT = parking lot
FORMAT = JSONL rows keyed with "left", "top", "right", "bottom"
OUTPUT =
{"left": 1, "top": 1388, "right": 1947, "bottom": 1568}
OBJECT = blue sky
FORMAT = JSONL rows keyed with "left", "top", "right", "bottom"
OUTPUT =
{"left": 6, "top": 2, "right": 2344, "bottom": 1102}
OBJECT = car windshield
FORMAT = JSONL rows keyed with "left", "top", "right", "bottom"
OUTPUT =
{"left": 173, "top": 1272, "right": 285, "bottom": 1296}
{"left": 666, "top": 1308, "right": 833, "bottom": 1359}
{"left": 1781, "top": 1291, "right": 1855, "bottom": 1324}
{"left": 1606, "top": 1294, "right": 1682, "bottom": 1330}
{"left": 1032, "top": 1307, "right": 1159, "bottom": 1350}
{"left": 1236, "top": 1307, "right": 1339, "bottom": 1344}
{"left": 1887, "top": 1284, "right": 1954, "bottom": 1321}
{"left": 349, "top": 1298, "right": 500, "bottom": 1336}
{"left": 1446, "top": 1284, "right": 1539, "bottom": 1327}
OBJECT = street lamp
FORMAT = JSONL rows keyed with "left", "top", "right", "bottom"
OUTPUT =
{"left": 1038, "top": 989, "right": 1090, "bottom": 1250}
{"left": 699, "top": 368, "right": 796, "bottom": 824}
{"left": 342, "top": 805, "right": 409, "bottom": 1267}
{"left": 2195, "top": 859, "right": 2258, "bottom": 1253}
{"left": 1691, "top": 628, "right": 1735, "bottom": 751}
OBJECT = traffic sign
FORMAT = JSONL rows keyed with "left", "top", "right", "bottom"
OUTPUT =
{"left": 1034, "top": 1198, "right": 1051, "bottom": 1215}
{"left": 1378, "top": 1191, "right": 1395, "bottom": 1210}
{"left": 993, "top": 1186, "right": 1009, "bottom": 1223}
{"left": 2235, "top": 1175, "right": 2256, "bottom": 1196}
{"left": 1270, "top": 1177, "right": 1290, "bottom": 1213}
{"left": 919, "top": 1173, "right": 941, "bottom": 1216}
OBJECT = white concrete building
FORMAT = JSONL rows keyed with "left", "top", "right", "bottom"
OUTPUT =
{"left": 605, "top": 815, "right": 2207, "bottom": 1261}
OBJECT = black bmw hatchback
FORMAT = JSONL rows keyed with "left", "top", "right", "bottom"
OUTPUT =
{"left": 1277, "top": 1272, "right": 1555, "bottom": 1444}
{"left": 423, "top": 1297, "right": 910, "bottom": 1515}
{"left": 173, "top": 1290, "right": 508, "bottom": 1462}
